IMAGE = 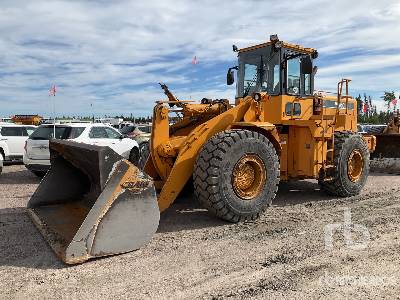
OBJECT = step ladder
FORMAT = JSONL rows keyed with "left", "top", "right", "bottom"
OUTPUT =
{"left": 319, "top": 79, "right": 351, "bottom": 177}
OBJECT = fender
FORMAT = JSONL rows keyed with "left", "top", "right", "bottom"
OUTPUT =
{"left": 230, "top": 121, "right": 282, "bottom": 155}
{"left": 0, "top": 143, "right": 9, "bottom": 160}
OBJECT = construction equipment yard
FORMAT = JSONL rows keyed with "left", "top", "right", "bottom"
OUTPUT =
{"left": 1, "top": 0, "right": 400, "bottom": 298}
{"left": 1, "top": 165, "right": 399, "bottom": 299}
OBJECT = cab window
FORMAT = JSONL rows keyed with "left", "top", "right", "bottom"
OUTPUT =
{"left": 293, "top": 103, "right": 301, "bottom": 115}
{"left": 287, "top": 58, "right": 301, "bottom": 95}
{"left": 243, "top": 64, "right": 258, "bottom": 95}
{"left": 272, "top": 64, "right": 280, "bottom": 94}
{"left": 287, "top": 55, "right": 313, "bottom": 96}
{"left": 303, "top": 73, "right": 312, "bottom": 95}
{"left": 285, "top": 102, "right": 301, "bottom": 116}
{"left": 237, "top": 46, "right": 281, "bottom": 97}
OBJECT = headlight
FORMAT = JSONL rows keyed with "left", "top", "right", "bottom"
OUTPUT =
{"left": 253, "top": 93, "right": 262, "bottom": 101}
{"left": 275, "top": 41, "right": 283, "bottom": 49}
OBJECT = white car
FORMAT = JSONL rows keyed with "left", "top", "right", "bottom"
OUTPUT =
{"left": 0, "top": 123, "right": 36, "bottom": 163}
{"left": 24, "top": 123, "right": 139, "bottom": 177}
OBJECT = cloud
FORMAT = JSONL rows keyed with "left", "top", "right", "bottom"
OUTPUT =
{"left": 0, "top": 0, "right": 398, "bottom": 116}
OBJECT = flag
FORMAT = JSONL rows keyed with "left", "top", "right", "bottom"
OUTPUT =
{"left": 191, "top": 56, "right": 198, "bottom": 65}
{"left": 49, "top": 84, "right": 57, "bottom": 96}
{"left": 363, "top": 103, "right": 368, "bottom": 113}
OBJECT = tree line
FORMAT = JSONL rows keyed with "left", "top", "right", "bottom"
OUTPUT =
{"left": 357, "top": 91, "right": 398, "bottom": 125}
{"left": 55, "top": 91, "right": 398, "bottom": 125}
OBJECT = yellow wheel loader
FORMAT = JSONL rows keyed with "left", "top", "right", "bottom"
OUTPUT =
{"left": 28, "top": 35, "right": 376, "bottom": 264}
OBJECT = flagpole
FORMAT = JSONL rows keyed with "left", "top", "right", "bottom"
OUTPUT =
{"left": 53, "top": 94, "right": 56, "bottom": 138}
{"left": 48, "top": 84, "right": 57, "bottom": 138}
{"left": 91, "top": 103, "right": 94, "bottom": 123}
{"left": 191, "top": 55, "right": 198, "bottom": 100}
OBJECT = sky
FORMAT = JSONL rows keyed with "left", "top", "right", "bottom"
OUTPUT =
{"left": 0, "top": 0, "right": 399, "bottom": 117}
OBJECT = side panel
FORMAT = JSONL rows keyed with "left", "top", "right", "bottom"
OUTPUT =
{"left": 287, "top": 127, "right": 314, "bottom": 178}
{"left": 263, "top": 96, "right": 315, "bottom": 124}
{"left": 263, "top": 95, "right": 283, "bottom": 124}
{"left": 334, "top": 114, "right": 357, "bottom": 132}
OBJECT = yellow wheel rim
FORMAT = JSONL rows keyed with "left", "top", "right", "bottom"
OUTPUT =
{"left": 347, "top": 149, "right": 364, "bottom": 182}
{"left": 232, "top": 154, "right": 266, "bottom": 200}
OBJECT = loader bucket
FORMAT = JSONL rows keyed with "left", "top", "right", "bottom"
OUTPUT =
{"left": 27, "top": 140, "right": 159, "bottom": 264}
{"left": 370, "top": 133, "right": 400, "bottom": 174}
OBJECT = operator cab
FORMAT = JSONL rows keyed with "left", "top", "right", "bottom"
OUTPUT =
{"left": 227, "top": 35, "right": 318, "bottom": 99}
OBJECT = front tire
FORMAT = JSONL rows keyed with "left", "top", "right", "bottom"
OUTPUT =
{"left": 129, "top": 147, "right": 140, "bottom": 166}
{"left": 193, "top": 130, "right": 280, "bottom": 222}
{"left": 32, "top": 171, "right": 47, "bottom": 178}
{"left": 319, "top": 132, "right": 369, "bottom": 197}
{"left": 138, "top": 142, "right": 150, "bottom": 170}
{"left": 0, "top": 152, "right": 3, "bottom": 175}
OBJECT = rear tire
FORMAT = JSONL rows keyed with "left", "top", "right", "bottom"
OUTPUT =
{"left": 129, "top": 147, "right": 140, "bottom": 166}
{"left": 32, "top": 171, "right": 47, "bottom": 178}
{"left": 0, "top": 152, "right": 3, "bottom": 175}
{"left": 193, "top": 130, "right": 280, "bottom": 222}
{"left": 319, "top": 132, "right": 369, "bottom": 197}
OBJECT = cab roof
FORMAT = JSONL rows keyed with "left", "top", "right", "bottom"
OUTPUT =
{"left": 238, "top": 41, "right": 317, "bottom": 56}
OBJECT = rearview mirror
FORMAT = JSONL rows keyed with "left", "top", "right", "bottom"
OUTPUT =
{"left": 227, "top": 69, "right": 234, "bottom": 85}
{"left": 300, "top": 56, "right": 313, "bottom": 74}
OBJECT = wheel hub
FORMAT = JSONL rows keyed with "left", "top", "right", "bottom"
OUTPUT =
{"left": 347, "top": 149, "right": 364, "bottom": 182}
{"left": 232, "top": 154, "right": 266, "bottom": 200}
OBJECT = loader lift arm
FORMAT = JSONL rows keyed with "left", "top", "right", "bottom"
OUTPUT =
{"left": 159, "top": 82, "right": 184, "bottom": 108}
{"left": 146, "top": 97, "right": 255, "bottom": 212}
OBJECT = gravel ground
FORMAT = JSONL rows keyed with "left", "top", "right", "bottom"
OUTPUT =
{"left": 1, "top": 165, "right": 400, "bottom": 299}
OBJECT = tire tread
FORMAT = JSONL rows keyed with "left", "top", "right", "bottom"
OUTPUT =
{"left": 193, "top": 130, "right": 280, "bottom": 222}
